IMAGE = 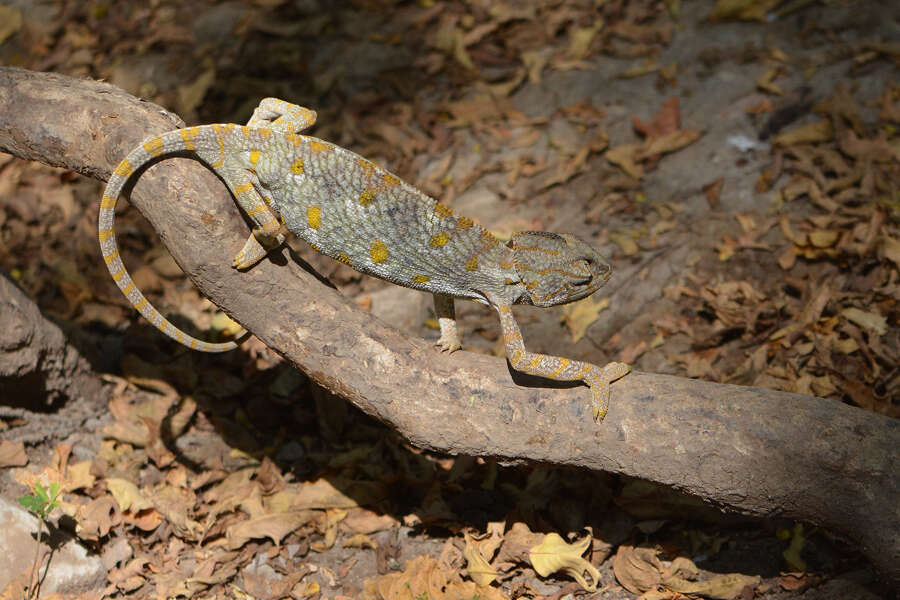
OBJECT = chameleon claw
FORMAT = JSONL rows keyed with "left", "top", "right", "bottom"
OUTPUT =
{"left": 435, "top": 337, "right": 462, "bottom": 353}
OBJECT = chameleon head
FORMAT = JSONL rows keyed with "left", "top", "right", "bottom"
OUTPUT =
{"left": 508, "top": 231, "right": 612, "bottom": 307}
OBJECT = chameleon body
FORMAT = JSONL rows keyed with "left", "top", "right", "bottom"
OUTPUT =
{"left": 99, "top": 98, "right": 630, "bottom": 420}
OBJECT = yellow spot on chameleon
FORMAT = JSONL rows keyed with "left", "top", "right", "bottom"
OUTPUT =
{"left": 412, "top": 274, "right": 430, "bottom": 284}
{"left": 383, "top": 173, "right": 401, "bottom": 187}
{"left": 234, "top": 182, "right": 253, "bottom": 194}
{"left": 143, "top": 137, "right": 164, "bottom": 157}
{"left": 457, "top": 215, "right": 474, "bottom": 229}
{"left": 98, "top": 229, "right": 114, "bottom": 242}
{"left": 180, "top": 128, "right": 197, "bottom": 150}
{"left": 337, "top": 251, "right": 352, "bottom": 265}
{"left": 309, "top": 140, "right": 330, "bottom": 153}
{"left": 134, "top": 298, "right": 148, "bottom": 311}
{"left": 249, "top": 150, "right": 261, "bottom": 165}
{"left": 291, "top": 157, "right": 304, "bottom": 174}
{"left": 307, "top": 206, "right": 322, "bottom": 229}
{"left": 429, "top": 232, "right": 450, "bottom": 247}
{"left": 114, "top": 160, "right": 133, "bottom": 178}
{"left": 100, "top": 195, "right": 116, "bottom": 209}
{"left": 370, "top": 239, "right": 389, "bottom": 264}
{"left": 550, "top": 358, "right": 570, "bottom": 378}
{"left": 464, "top": 256, "right": 478, "bottom": 271}
{"left": 103, "top": 249, "right": 119, "bottom": 264}
{"left": 481, "top": 230, "right": 500, "bottom": 246}
{"left": 433, "top": 203, "right": 454, "bottom": 218}
{"left": 359, "top": 188, "right": 377, "bottom": 206}
{"left": 357, "top": 157, "right": 376, "bottom": 177}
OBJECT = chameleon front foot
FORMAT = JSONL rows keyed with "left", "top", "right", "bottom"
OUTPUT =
{"left": 587, "top": 361, "right": 631, "bottom": 422}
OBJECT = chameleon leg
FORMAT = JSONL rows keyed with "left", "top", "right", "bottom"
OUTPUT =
{"left": 247, "top": 98, "right": 317, "bottom": 134}
{"left": 495, "top": 305, "right": 630, "bottom": 422}
{"left": 229, "top": 177, "right": 287, "bottom": 269}
{"left": 433, "top": 293, "right": 462, "bottom": 352}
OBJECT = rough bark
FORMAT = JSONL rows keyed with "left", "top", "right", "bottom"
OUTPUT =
{"left": 0, "top": 67, "right": 897, "bottom": 582}
{"left": 0, "top": 274, "right": 107, "bottom": 441}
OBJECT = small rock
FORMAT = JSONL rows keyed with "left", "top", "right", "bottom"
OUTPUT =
{"left": 0, "top": 496, "right": 106, "bottom": 594}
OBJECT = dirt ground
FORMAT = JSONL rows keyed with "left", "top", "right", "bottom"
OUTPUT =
{"left": 0, "top": 0, "right": 897, "bottom": 598}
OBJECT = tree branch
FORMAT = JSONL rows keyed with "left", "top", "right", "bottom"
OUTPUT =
{"left": 0, "top": 67, "right": 896, "bottom": 582}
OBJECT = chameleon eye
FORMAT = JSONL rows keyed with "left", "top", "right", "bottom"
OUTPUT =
{"left": 572, "top": 259, "right": 592, "bottom": 283}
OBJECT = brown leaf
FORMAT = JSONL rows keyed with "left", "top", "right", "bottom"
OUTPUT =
{"left": 841, "top": 307, "right": 887, "bottom": 336}
{"left": 773, "top": 120, "right": 833, "bottom": 146}
{"left": 756, "top": 68, "right": 784, "bottom": 95}
{"left": 605, "top": 144, "right": 644, "bottom": 179}
{"left": 0, "top": 440, "right": 27, "bottom": 467}
{"left": 638, "top": 129, "right": 702, "bottom": 159}
{"left": 633, "top": 97, "right": 681, "bottom": 137}
{"left": 226, "top": 510, "right": 314, "bottom": 549}
{"left": 704, "top": 178, "right": 724, "bottom": 208}
{"left": 613, "top": 545, "right": 664, "bottom": 594}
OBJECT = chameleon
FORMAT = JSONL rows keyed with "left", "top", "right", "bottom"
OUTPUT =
{"left": 98, "top": 98, "right": 630, "bottom": 421}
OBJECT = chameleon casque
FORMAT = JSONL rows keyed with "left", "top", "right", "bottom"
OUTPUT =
{"left": 99, "top": 98, "right": 630, "bottom": 421}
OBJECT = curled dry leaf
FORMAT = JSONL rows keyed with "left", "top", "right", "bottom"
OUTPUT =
{"left": 463, "top": 531, "right": 498, "bottom": 587}
{"left": 613, "top": 545, "right": 760, "bottom": 599}
{"left": 529, "top": 531, "right": 599, "bottom": 592}
{"left": 613, "top": 545, "right": 666, "bottom": 594}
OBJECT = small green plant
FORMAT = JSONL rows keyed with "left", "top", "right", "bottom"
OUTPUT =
{"left": 18, "top": 481, "right": 61, "bottom": 600}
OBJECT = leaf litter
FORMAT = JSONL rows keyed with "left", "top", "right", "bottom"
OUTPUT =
{"left": 0, "top": 0, "right": 896, "bottom": 598}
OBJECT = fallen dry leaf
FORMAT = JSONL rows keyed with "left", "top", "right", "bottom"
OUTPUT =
{"left": 226, "top": 510, "right": 315, "bottom": 549}
{"left": 633, "top": 96, "right": 681, "bottom": 137}
{"left": 107, "top": 478, "right": 153, "bottom": 512}
{"left": 529, "top": 531, "right": 599, "bottom": 592}
{"left": 563, "top": 296, "right": 609, "bottom": 343}
{"left": 773, "top": 120, "right": 833, "bottom": 146}
{"left": 605, "top": 144, "right": 645, "bottom": 179}
{"left": 0, "top": 440, "right": 27, "bottom": 467}
{"left": 614, "top": 545, "right": 760, "bottom": 598}
{"left": 841, "top": 307, "right": 887, "bottom": 336}
{"left": 637, "top": 129, "right": 702, "bottom": 159}
{"left": 463, "top": 531, "right": 498, "bottom": 587}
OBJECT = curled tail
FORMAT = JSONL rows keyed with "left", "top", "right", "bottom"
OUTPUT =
{"left": 98, "top": 128, "right": 239, "bottom": 352}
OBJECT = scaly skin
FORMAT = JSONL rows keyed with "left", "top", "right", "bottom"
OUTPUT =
{"left": 99, "top": 98, "right": 630, "bottom": 421}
